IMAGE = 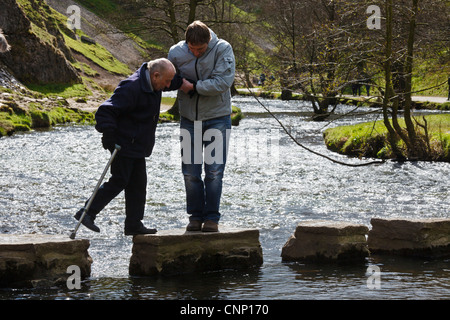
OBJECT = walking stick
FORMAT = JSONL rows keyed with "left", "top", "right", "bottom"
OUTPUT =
{"left": 70, "top": 145, "right": 121, "bottom": 239}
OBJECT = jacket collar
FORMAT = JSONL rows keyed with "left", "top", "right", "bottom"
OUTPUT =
{"left": 139, "top": 62, "right": 154, "bottom": 93}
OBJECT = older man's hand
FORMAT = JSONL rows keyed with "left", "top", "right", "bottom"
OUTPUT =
{"left": 180, "top": 78, "right": 194, "bottom": 94}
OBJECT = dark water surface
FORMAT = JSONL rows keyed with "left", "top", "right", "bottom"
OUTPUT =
{"left": 0, "top": 96, "right": 449, "bottom": 300}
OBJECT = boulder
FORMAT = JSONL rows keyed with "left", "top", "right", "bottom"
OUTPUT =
{"left": 281, "top": 220, "right": 369, "bottom": 262}
{"left": 368, "top": 218, "right": 450, "bottom": 258}
{"left": 129, "top": 227, "right": 263, "bottom": 276}
{"left": 0, "top": 234, "right": 92, "bottom": 288}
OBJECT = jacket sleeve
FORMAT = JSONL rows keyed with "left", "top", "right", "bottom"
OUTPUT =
{"left": 95, "top": 80, "right": 136, "bottom": 133}
{"left": 195, "top": 43, "right": 235, "bottom": 97}
{"left": 164, "top": 73, "right": 183, "bottom": 92}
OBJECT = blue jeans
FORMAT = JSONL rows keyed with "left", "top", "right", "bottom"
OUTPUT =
{"left": 180, "top": 115, "right": 231, "bottom": 223}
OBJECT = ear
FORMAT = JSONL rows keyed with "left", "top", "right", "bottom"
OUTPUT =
{"left": 153, "top": 71, "right": 161, "bottom": 79}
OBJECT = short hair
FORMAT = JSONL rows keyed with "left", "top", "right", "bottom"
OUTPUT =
{"left": 147, "top": 58, "right": 175, "bottom": 75}
{"left": 0, "top": 29, "right": 11, "bottom": 53}
{"left": 185, "top": 21, "right": 211, "bottom": 45}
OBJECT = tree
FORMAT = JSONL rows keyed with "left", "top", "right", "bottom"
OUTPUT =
{"left": 262, "top": 0, "right": 378, "bottom": 115}
{"left": 380, "top": 0, "right": 449, "bottom": 160}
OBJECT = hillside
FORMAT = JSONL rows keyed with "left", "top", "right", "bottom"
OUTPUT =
{"left": 1, "top": 0, "right": 155, "bottom": 93}
{"left": 0, "top": 0, "right": 162, "bottom": 136}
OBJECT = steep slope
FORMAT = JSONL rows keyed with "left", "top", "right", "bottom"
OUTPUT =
{"left": 46, "top": 0, "right": 150, "bottom": 71}
{"left": 0, "top": 0, "right": 81, "bottom": 85}
{"left": 0, "top": 0, "right": 154, "bottom": 136}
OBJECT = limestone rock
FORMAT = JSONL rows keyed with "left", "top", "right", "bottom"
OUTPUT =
{"left": 0, "top": 234, "right": 92, "bottom": 288}
{"left": 368, "top": 218, "right": 450, "bottom": 258}
{"left": 129, "top": 227, "right": 263, "bottom": 276}
{"left": 281, "top": 220, "right": 370, "bottom": 262}
{"left": 0, "top": 0, "right": 80, "bottom": 85}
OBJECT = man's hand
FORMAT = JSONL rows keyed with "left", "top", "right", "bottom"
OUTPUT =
{"left": 180, "top": 78, "right": 194, "bottom": 94}
{"left": 102, "top": 130, "right": 116, "bottom": 153}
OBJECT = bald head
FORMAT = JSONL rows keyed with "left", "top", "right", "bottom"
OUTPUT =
{"left": 147, "top": 58, "right": 176, "bottom": 91}
{"left": 148, "top": 58, "right": 175, "bottom": 76}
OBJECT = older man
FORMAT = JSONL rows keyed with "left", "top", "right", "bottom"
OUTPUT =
{"left": 75, "top": 58, "right": 190, "bottom": 235}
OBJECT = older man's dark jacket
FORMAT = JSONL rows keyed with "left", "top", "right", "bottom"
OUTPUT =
{"left": 95, "top": 63, "right": 182, "bottom": 158}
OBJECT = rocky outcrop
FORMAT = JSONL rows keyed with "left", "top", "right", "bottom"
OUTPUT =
{"left": 0, "top": 0, "right": 80, "bottom": 84}
{"left": 129, "top": 227, "right": 263, "bottom": 276}
{"left": 0, "top": 29, "right": 11, "bottom": 53}
{"left": 0, "top": 234, "right": 92, "bottom": 288}
{"left": 367, "top": 218, "right": 450, "bottom": 258}
{"left": 281, "top": 220, "right": 370, "bottom": 262}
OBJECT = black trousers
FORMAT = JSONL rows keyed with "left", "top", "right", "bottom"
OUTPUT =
{"left": 87, "top": 155, "right": 147, "bottom": 230}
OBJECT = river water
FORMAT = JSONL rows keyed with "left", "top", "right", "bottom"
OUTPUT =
{"left": 0, "top": 94, "right": 449, "bottom": 300}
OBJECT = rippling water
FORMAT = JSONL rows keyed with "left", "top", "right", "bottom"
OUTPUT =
{"left": 0, "top": 96, "right": 449, "bottom": 300}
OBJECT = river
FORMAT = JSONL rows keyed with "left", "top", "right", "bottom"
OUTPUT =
{"left": 0, "top": 94, "right": 449, "bottom": 300}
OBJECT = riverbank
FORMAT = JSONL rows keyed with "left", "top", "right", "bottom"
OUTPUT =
{"left": 237, "top": 87, "right": 450, "bottom": 162}
{"left": 0, "top": 88, "right": 96, "bottom": 137}
{"left": 236, "top": 87, "right": 450, "bottom": 111}
{"left": 323, "top": 114, "right": 450, "bottom": 162}
{"left": 0, "top": 90, "right": 244, "bottom": 137}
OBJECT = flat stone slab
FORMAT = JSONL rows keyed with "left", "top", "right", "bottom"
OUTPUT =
{"left": 0, "top": 234, "right": 92, "bottom": 288}
{"left": 129, "top": 227, "right": 263, "bottom": 276}
{"left": 368, "top": 218, "right": 450, "bottom": 258}
{"left": 281, "top": 220, "right": 370, "bottom": 262}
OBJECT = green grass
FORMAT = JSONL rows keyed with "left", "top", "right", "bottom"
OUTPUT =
{"left": 323, "top": 114, "right": 450, "bottom": 161}
{"left": 0, "top": 103, "right": 95, "bottom": 137}
{"left": 26, "top": 83, "right": 92, "bottom": 98}
{"left": 412, "top": 51, "right": 450, "bottom": 97}
{"left": 63, "top": 33, "right": 131, "bottom": 76}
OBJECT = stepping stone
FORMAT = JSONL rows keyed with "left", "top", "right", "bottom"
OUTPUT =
{"left": 0, "top": 234, "right": 92, "bottom": 288}
{"left": 129, "top": 227, "right": 263, "bottom": 276}
{"left": 281, "top": 220, "right": 369, "bottom": 262}
{"left": 368, "top": 218, "right": 450, "bottom": 258}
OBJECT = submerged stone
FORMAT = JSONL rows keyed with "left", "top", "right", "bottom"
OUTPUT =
{"left": 368, "top": 218, "right": 450, "bottom": 258}
{"left": 0, "top": 234, "right": 92, "bottom": 288}
{"left": 129, "top": 227, "right": 263, "bottom": 276}
{"left": 281, "top": 220, "right": 370, "bottom": 262}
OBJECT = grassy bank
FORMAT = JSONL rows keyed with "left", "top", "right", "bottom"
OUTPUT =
{"left": 0, "top": 104, "right": 95, "bottom": 137}
{"left": 0, "top": 89, "right": 95, "bottom": 137}
{"left": 237, "top": 88, "right": 450, "bottom": 111}
{"left": 323, "top": 114, "right": 450, "bottom": 162}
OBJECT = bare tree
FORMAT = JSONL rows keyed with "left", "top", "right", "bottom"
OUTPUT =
{"left": 262, "top": 0, "right": 379, "bottom": 115}
{"left": 379, "top": 0, "right": 449, "bottom": 160}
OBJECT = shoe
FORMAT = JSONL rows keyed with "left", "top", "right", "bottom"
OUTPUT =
{"left": 202, "top": 220, "right": 219, "bottom": 232}
{"left": 74, "top": 208, "right": 100, "bottom": 233}
{"left": 186, "top": 220, "right": 202, "bottom": 231}
{"left": 124, "top": 225, "right": 157, "bottom": 236}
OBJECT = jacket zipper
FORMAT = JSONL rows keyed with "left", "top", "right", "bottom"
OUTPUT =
{"left": 195, "top": 58, "right": 200, "bottom": 121}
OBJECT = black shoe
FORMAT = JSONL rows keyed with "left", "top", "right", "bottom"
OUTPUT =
{"left": 74, "top": 208, "right": 100, "bottom": 233}
{"left": 124, "top": 225, "right": 157, "bottom": 236}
